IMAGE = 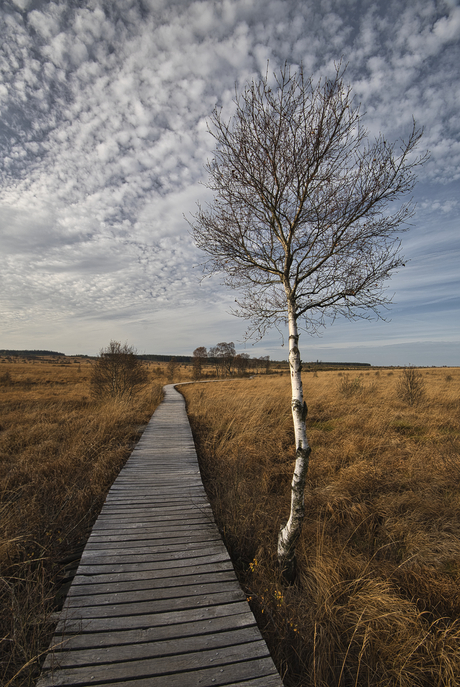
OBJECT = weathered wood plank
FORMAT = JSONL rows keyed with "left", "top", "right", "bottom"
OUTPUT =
{"left": 70, "top": 558, "right": 236, "bottom": 587}
{"left": 62, "top": 589, "right": 246, "bottom": 619}
{"left": 42, "top": 625, "right": 265, "bottom": 667}
{"left": 83, "top": 534, "right": 221, "bottom": 549}
{"left": 67, "top": 570, "right": 237, "bottom": 598}
{"left": 48, "top": 611, "right": 256, "bottom": 650}
{"left": 53, "top": 600, "right": 255, "bottom": 635}
{"left": 74, "top": 551, "right": 231, "bottom": 574}
{"left": 40, "top": 661, "right": 282, "bottom": 687}
{"left": 65, "top": 579, "right": 245, "bottom": 607}
{"left": 90, "top": 520, "right": 215, "bottom": 533}
{"left": 37, "top": 384, "right": 283, "bottom": 687}
{"left": 41, "top": 641, "right": 273, "bottom": 685}
{"left": 80, "top": 540, "right": 225, "bottom": 558}
{"left": 69, "top": 563, "right": 235, "bottom": 589}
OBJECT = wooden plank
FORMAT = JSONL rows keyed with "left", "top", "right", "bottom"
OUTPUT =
{"left": 80, "top": 540, "right": 225, "bottom": 558}
{"left": 37, "top": 384, "right": 283, "bottom": 687}
{"left": 83, "top": 534, "right": 221, "bottom": 549}
{"left": 74, "top": 551, "right": 231, "bottom": 574}
{"left": 67, "top": 570, "right": 237, "bottom": 598}
{"left": 92, "top": 511, "right": 211, "bottom": 522}
{"left": 53, "top": 600, "right": 255, "bottom": 635}
{"left": 41, "top": 635, "right": 273, "bottom": 687}
{"left": 90, "top": 519, "right": 215, "bottom": 532}
{"left": 40, "top": 661, "right": 282, "bottom": 687}
{"left": 48, "top": 611, "right": 257, "bottom": 649}
{"left": 65, "top": 579, "right": 245, "bottom": 607}
{"left": 71, "top": 567, "right": 237, "bottom": 588}
{"left": 61, "top": 590, "right": 246, "bottom": 619}
{"left": 70, "top": 559, "right": 236, "bottom": 587}
{"left": 43, "top": 626, "right": 265, "bottom": 667}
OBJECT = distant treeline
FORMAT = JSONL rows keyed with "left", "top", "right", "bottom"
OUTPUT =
{"left": 305, "top": 362, "right": 371, "bottom": 368}
{"left": 140, "top": 353, "right": 286, "bottom": 366}
{"left": 0, "top": 350, "right": 371, "bottom": 368}
{"left": 0, "top": 350, "right": 65, "bottom": 358}
{"left": 140, "top": 355, "right": 370, "bottom": 368}
{"left": 139, "top": 354, "right": 195, "bottom": 363}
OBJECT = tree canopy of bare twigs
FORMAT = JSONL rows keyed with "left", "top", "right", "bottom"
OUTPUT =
{"left": 209, "top": 341, "right": 236, "bottom": 377}
{"left": 191, "top": 65, "right": 426, "bottom": 578}
{"left": 192, "top": 346, "right": 207, "bottom": 379}
{"left": 90, "top": 341, "right": 148, "bottom": 400}
{"left": 167, "top": 357, "right": 179, "bottom": 382}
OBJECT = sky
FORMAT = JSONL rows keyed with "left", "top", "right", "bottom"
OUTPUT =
{"left": 1, "top": 0, "right": 459, "bottom": 366}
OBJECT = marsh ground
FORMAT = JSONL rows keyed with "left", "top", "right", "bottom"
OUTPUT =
{"left": 0, "top": 356, "right": 169, "bottom": 686}
{"left": 1, "top": 360, "right": 458, "bottom": 686}
{"left": 181, "top": 367, "right": 460, "bottom": 686}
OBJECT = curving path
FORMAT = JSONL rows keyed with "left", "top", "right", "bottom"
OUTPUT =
{"left": 37, "top": 384, "right": 283, "bottom": 687}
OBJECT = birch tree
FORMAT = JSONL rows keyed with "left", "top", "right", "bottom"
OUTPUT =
{"left": 191, "top": 65, "right": 426, "bottom": 579}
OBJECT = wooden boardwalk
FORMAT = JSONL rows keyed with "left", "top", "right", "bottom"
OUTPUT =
{"left": 38, "top": 384, "right": 283, "bottom": 687}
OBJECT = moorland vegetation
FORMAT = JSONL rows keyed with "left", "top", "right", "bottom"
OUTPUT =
{"left": 181, "top": 367, "right": 460, "bottom": 686}
{"left": 1, "top": 357, "right": 458, "bottom": 686}
{"left": 0, "top": 355, "right": 170, "bottom": 687}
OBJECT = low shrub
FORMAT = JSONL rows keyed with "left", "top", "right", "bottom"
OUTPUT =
{"left": 338, "top": 373, "right": 362, "bottom": 396}
{"left": 396, "top": 366, "right": 425, "bottom": 405}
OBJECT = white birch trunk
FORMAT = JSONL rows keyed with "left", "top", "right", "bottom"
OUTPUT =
{"left": 277, "top": 298, "right": 311, "bottom": 580}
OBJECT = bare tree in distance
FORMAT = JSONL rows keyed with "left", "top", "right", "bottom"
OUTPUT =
{"left": 167, "top": 357, "right": 179, "bottom": 382}
{"left": 209, "top": 342, "right": 236, "bottom": 377}
{"left": 208, "top": 345, "right": 221, "bottom": 377}
{"left": 258, "top": 355, "right": 271, "bottom": 374}
{"left": 234, "top": 352, "right": 251, "bottom": 376}
{"left": 192, "top": 346, "right": 207, "bottom": 379}
{"left": 91, "top": 341, "right": 148, "bottom": 400}
{"left": 192, "top": 65, "right": 427, "bottom": 580}
{"left": 193, "top": 346, "right": 208, "bottom": 358}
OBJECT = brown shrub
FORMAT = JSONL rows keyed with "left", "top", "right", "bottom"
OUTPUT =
{"left": 396, "top": 366, "right": 426, "bottom": 406}
{"left": 90, "top": 341, "right": 148, "bottom": 399}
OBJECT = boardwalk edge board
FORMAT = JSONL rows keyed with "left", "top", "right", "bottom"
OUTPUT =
{"left": 37, "top": 384, "right": 283, "bottom": 687}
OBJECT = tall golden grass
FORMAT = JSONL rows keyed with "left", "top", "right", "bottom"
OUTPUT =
{"left": 180, "top": 367, "right": 460, "bottom": 687}
{"left": 0, "top": 356, "right": 166, "bottom": 687}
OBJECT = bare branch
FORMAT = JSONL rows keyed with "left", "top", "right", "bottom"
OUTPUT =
{"left": 191, "top": 66, "right": 426, "bottom": 333}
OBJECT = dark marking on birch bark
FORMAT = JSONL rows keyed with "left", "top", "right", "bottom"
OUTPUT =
{"left": 302, "top": 401, "right": 308, "bottom": 423}
{"left": 278, "top": 444, "right": 311, "bottom": 583}
{"left": 292, "top": 398, "right": 303, "bottom": 413}
{"left": 292, "top": 399, "right": 308, "bottom": 424}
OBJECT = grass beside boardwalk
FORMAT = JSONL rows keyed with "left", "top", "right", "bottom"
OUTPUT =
{"left": 181, "top": 368, "right": 460, "bottom": 687}
{"left": 0, "top": 357, "right": 169, "bottom": 687}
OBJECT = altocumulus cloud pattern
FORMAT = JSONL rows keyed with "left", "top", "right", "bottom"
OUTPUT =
{"left": 1, "top": 0, "right": 459, "bottom": 365}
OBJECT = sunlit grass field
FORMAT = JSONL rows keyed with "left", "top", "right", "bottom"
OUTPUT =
{"left": 181, "top": 367, "right": 460, "bottom": 687}
{"left": 0, "top": 356, "right": 169, "bottom": 687}
{"left": 1, "top": 359, "right": 459, "bottom": 686}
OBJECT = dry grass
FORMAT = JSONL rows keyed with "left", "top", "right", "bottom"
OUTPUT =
{"left": 180, "top": 367, "right": 460, "bottom": 687}
{"left": 0, "top": 356, "right": 166, "bottom": 687}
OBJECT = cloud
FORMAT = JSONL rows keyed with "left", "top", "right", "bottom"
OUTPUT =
{"left": 0, "top": 0, "right": 458, "bottom": 362}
